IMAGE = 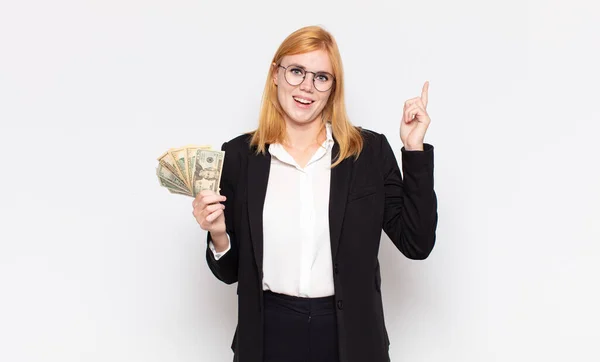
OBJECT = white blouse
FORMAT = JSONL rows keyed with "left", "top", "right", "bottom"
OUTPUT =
{"left": 210, "top": 123, "right": 335, "bottom": 298}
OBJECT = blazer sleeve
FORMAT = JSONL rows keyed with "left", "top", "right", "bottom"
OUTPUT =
{"left": 205, "top": 141, "right": 239, "bottom": 284}
{"left": 380, "top": 134, "right": 438, "bottom": 259}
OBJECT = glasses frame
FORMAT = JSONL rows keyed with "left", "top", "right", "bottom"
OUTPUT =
{"left": 277, "top": 64, "right": 335, "bottom": 92}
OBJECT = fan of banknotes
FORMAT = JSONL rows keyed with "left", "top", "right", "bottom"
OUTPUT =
{"left": 156, "top": 145, "right": 225, "bottom": 197}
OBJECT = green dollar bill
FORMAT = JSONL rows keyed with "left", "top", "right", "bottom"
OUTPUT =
{"left": 168, "top": 147, "right": 191, "bottom": 189}
{"left": 191, "top": 149, "right": 225, "bottom": 196}
{"left": 167, "top": 186, "right": 193, "bottom": 197}
{"left": 156, "top": 163, "right": 190, "bottom": 193}
{"left": 157, "top": 151, "right": 187, "bottom": 187}
{"left": 186, "top": 145, "right": 212, "bottom": 188}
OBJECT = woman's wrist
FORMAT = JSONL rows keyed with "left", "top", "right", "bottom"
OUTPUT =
{"left": 210, "top": 231, "right": 229, "bottom": 252}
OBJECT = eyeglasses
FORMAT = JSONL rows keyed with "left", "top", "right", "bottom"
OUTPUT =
{"left": 277, "top": 64, "right": 335, "bottom": 92}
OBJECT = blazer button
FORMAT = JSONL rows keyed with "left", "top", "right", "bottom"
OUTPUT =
{"left": 337, "top": 300, "right": 343, "bottom": 310}
{"left": 334, "top": 264, "right": 339, "bottom": 274}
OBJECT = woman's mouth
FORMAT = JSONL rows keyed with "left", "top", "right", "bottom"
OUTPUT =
{"left": 293, "top": 96, "right": 314, "bottom": 108}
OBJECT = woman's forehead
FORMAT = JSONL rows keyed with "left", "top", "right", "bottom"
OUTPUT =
{"left": 281, "top": 50, "right": 333, "bottom": 73}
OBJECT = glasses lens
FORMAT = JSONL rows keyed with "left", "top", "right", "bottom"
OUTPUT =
{"left": 313, "top": 72, "right": 334, "bottom": 92}
{"left": 284, "top": 66, "right": 305, "bottom": 86}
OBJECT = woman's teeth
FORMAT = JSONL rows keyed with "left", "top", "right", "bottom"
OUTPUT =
{"left": 293, "top": 97, "right": 313, "bottom": 104}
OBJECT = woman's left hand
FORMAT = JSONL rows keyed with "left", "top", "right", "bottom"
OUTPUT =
{"left": 400, "top": 81, "right": 431, "bottom": 151}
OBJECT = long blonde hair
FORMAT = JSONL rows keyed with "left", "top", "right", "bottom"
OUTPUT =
{"left": 249, "top": 25, "right": 363, "bottom": 167}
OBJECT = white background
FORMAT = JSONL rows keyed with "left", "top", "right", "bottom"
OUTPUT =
{"left": 1, "top": 0, "right": 599, "bottom": 361}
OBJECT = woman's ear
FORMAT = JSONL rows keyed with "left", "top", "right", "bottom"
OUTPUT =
{"left": 272, "top": 62, "right": 278, "bottom": 86}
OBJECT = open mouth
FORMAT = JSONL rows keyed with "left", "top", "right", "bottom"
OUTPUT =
{"left": 293, "top": 96, "right": 314, "bottom": 105}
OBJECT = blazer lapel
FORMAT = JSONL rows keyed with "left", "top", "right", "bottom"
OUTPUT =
{"left": 247, "top": 148, "right": 271, "bottom": 277}
{"left": 329, "top": 141, "right": 353, "bottom": 260}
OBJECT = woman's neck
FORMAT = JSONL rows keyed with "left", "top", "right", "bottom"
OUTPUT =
{"left": 283, "top": 118, "right": 326, "bottom": 150}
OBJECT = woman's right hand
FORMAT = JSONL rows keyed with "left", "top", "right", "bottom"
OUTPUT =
{"left": 192, "top": 190, "right": 227, "bottom": 236}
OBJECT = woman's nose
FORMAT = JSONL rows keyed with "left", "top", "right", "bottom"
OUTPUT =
{"left": 299, "top": 73, "right": 315, "bottom": 92}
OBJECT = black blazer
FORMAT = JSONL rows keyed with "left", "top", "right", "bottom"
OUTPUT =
{"left": 206, "top": 128, "right": 437, "bottom": 362}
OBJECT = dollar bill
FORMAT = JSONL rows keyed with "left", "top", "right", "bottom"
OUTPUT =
{"left": 157, "top": 151, "right": 187, "bottom": 188}
{"left": 166, "top": 185, "right": 192, "bottom": 196}
{"left": 192, "top": 149, "right": 225, "bottom": 196}
{"left": 186, "top": 145, "right": 212, "bottom": 188}
{"left": 168, "top": 147, "right": 191, "bottom": 189}
{"left": 156, "top": 163, "right": 189, "bottom": 193}
{"left": 158, "top": 176, "right": 191, "bottom": 196}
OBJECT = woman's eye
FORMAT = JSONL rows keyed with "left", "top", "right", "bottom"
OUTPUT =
{"left": 290, "top": 68, "right": 304, "bottom": 76}
{"left": 316, "top": 74, "right": 329, "bottom": 82}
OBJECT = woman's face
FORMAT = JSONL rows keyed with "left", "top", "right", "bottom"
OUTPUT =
{"left": 273, "top": 50, "right": 333, "bottom": 127}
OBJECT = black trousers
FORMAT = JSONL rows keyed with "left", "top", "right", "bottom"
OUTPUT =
{"left": 263, "top": 290, "right": 339, "bottom": 362}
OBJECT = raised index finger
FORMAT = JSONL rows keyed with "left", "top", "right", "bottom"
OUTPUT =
{"left": 421, "top": 81, "right": 429, "bottom": 109}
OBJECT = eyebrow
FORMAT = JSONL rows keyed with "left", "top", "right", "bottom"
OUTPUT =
{"left": 286, "top": 63, "right": 333, "bottom": 74}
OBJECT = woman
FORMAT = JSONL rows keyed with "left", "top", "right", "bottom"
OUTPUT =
{"left": 192, "top": 25, "right": 437, "bottom": 362}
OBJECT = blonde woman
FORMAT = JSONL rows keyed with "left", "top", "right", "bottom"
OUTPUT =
{"left": 192, "top": 25, "right": 438, "bottom": 362}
